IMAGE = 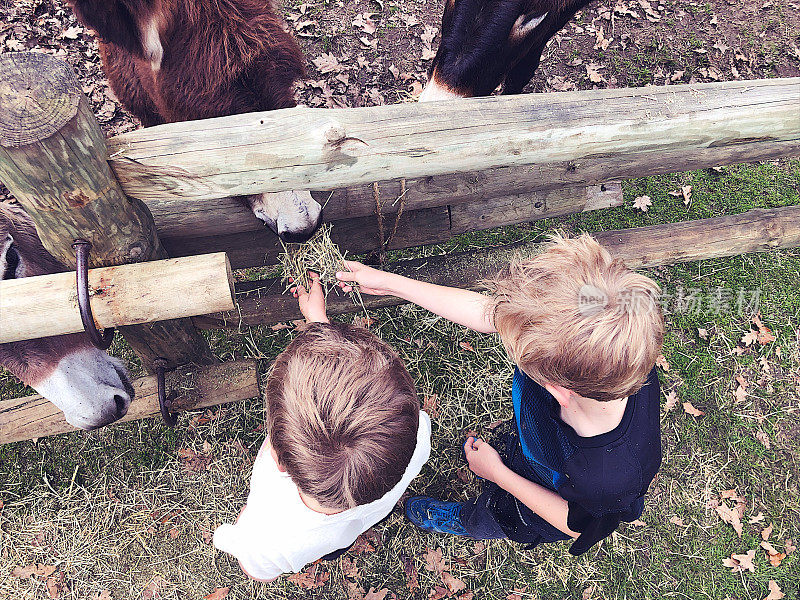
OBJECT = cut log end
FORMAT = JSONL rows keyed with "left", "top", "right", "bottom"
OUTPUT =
{"left": 0, "top": 53, "right": 81, "bottom": 147}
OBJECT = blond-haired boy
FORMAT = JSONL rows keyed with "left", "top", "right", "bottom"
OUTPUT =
{"left": 336, "top": 234, "right": 663, "bottom": 554}
{"left": 214, "top": 274, "right": 431, "bottom": 579}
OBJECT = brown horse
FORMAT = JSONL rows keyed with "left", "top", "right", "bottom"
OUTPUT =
{"left": 67, "top": 0, "right": 322, "bottom": 243}
{"left": 0, "top": 202, "right": 134, "bottom": 430}
{"left": 420, "top": 0, "right": 594, "bottom": 100}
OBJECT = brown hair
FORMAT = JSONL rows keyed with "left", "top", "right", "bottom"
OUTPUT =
{"left": 489, "top": 233, "right": 664, "bottom": 401}
{"left": 266, "top": 323, "right": 420, "bottom": 510}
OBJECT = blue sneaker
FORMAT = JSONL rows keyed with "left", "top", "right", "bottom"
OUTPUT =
{"left": 405, "top": 496, "right": 468, "bottom": 536}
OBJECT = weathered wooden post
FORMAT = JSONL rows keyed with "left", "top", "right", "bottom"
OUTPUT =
{"left": 0, "top": 52, "right": 214, "bottom": 370}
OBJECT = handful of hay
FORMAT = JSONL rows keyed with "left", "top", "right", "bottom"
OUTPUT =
{"left": 279, "top": 224, "right": 360, "bottom": 302}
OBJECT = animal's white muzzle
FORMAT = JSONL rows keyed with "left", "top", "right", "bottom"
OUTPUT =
{"left": 33, "top": 348, "right": 135, "bottom": 430}
{"left": 248, "top": 190, "right": 323, "bottom": 243}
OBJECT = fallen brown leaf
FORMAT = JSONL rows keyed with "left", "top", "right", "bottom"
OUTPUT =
{"left": 734, "top": 385, "right": 747, "bottom": 403}
{"left": 713, "top": 500, "right": 743, "bottom": 537}
{"left": 655, "top": 354, "right": 670, "bottom": 371}
{"left": 350, "top": 533, "right": 376, "bottom": 555}
{"left": 682, "top": 401, "right": 704, "bottom": 417}
{"left": 341, "top": 556, "right": 360, "bottom": 579}
{"left": 142, "top": 577, "right": 167, "bottom": 600}
{"left": 764, "top": 580, "right": 784, "bottom": 600}
{"left": 429, "top": 587, "right": 450, "bottom": 600}
{"left": 288, "top": 564, "right": 330, "bottom": 589}
{"left": 204, "top": 588, "right": 230, "bottom": 600}
{"left": 633, "top": 195, "right": 653, "bottom": 212}
{"left": 424, "top": 547, "right": 446, "bottom": 575}
{"left": 442, "top": 572, "right": 466, "bottom": 593}
{"left": 12, "top": 565, "right": 37, "bottom": 578}
{"left": 680, "top": 185, "right": 692, "bottom": 205}
{"left": 664, "top": 390, "right": 679, "bottom": 411}
{"left": 742, "top": 330, "right": 758, "bottom": 346}
{"left": 312, "top": 53, "right": 342, "bottom": 74}
{"left": 422, "top": 394, "right": 439, "bottom": 418}
{"left": 402, "top": 554, "right": 419, "bottom": 591}
{"left": 761, "top": 523, "right": 774, "bottom": 540}
{"left": 364, "top": 588, "right": 389, "bottom": 600}
{"left": 723, "top": 549, "right": 756, "bottom": 572}
{"left": 46, "top": 572, "right": 65, "bottom": 599}
{"left": 178, "top": 444, "right": 212, "bottom": 473}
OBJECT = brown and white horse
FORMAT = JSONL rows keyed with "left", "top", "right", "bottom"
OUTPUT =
{"left": 420, "top": 0, "right": 594, "bottom": 101}
{"left": 67, "top": 0, "right": 322, "bottom": 243}
{"left": 0, "top": 203, "right": 134, "bottom": 430}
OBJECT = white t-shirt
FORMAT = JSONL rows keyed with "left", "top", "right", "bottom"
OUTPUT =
{"left": 213, "top": 411, "right": 432, "bottom": 580}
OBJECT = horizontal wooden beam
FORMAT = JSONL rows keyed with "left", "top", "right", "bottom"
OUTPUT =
{"left": 0, "top": 252, "right": 234, "bottom": 343}
{"left": 195, "top": 206, "right": 800, "bottom": 329}
{"left": 161, "top": 183, "right": 622, "bottom": 269}
{"left": 0, "top": 360, "right": 259, "bottom": 444}
{"left": 108, "top": 79, "right": 799, "bottom": 209}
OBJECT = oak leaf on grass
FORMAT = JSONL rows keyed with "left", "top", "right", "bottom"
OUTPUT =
{"left": 764, "top": 580, "right": 784, "bottom": 600}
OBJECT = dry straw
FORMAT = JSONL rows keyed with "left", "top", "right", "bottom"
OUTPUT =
{"left": 279, "top": 224, "right": 363, "bottom": 306}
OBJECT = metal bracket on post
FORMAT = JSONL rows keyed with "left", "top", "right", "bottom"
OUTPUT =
{"left": 72, "top": 239, "right": 115, "bottom": 350}
{"left": 154, "top": 358, "right": 178, "bottom": 427}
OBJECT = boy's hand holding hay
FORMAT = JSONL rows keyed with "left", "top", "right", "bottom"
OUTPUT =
{"left": 280, "top": 224, "right": 366, "bottom": 321}
{"left": 290, "top": 272, "right": 328, "bottom": 324}
{"left": 280, "top": 224, "right": 358, "bottom": 295}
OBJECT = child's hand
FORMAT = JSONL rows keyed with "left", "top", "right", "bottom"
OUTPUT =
{"left": 291, "top": 272, "right": 329, "bottom": 323}
{"left": 336, "top": 260, "right": 394, "bottom": 296}
{"left": 464, "top": 437, "right": 505, "bottom": 483}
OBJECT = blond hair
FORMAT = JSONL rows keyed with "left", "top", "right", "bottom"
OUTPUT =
{"left": 489, "top": 234, "right": 664, "bottom": 401}
{"left": 266, "top": 323, "right": 419, "bottom": 510}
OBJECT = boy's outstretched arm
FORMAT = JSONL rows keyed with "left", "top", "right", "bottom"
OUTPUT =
{"left": 336, "top": 261, "right": 497, "bottom": 333}
{"left": 464, "top": 437, "right": 580, "bottom": 538}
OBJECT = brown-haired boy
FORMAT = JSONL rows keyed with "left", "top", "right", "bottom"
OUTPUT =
{"left": 336, "top": 234, "right": 664, "bottom": 554}
{"left": 214, "top": 274, "right": 431, "bottom": 579}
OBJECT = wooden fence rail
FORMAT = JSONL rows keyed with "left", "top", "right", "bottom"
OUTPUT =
{"left": 160, "top": 183, "right": 622, "bottom": 269}
{"left": 0, "top": 360, "right": 259, "bottom": 445}
{"left": 107, "top": 78, "right": 799, "bottom": 206}
{"left": 0, "top": 252, "right": 234, "bottom": 344}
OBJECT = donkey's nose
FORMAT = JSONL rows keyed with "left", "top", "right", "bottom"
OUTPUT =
{"left": 277, "top": 206, "right": 323, "bottom": 244}
{"left": 113, "top": 394, "right": 129, "bottom": 417}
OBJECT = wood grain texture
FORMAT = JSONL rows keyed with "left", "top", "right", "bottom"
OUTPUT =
{"left": 107, "top": 79, "right": 800, "bottom": 205}
{"left": 0, "top": 360, "right": 259, "bottom": 444}
{"left": 162, "top": 184, "right": 622, "bottom": 269}
{"left": 0, "top": 253, "right": 234, "bottom": 343}
{"left": 0, "top": 52, "right": 213, "bottom": 370}
{"left": 195, "top": 206, "right": 800, "bottom": 329}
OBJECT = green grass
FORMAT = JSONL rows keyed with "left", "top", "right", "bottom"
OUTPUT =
{"left": 1, "top": 162, "right": 798, "bottom": 600}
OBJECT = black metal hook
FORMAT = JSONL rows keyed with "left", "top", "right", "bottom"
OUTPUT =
{"left": 154, "top": 358, "right": 178, "bottom": 427}
{"left": 72, "top": 239, "right": 115, "bottom": 350}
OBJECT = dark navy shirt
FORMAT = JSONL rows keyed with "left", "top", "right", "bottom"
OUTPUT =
{"left": 486, "top": 367, "right": 662, "bottom": 555}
